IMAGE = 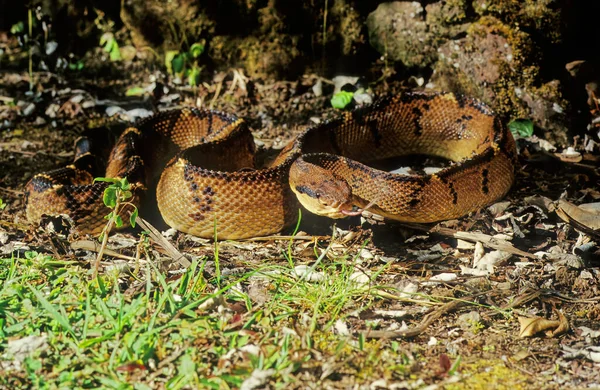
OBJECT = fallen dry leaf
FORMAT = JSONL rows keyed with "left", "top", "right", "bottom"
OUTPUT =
{"left": 555, "top": 200, "right": 600, "bottom": 236}
{"left": 518, "top": 310, "right": 570, "bottom": 338}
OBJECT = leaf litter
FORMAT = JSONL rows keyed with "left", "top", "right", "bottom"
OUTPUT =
{"left": 0, "top": 68, "right": 599, "bottom": 388}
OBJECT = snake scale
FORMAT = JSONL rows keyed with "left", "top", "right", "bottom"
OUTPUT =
{"left": 25, "top": 92, "right": 517, "bottom": 239}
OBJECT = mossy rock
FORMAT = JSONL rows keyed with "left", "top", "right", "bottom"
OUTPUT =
{"left": 366, "top": 2, "right": 438, "bottom": 68}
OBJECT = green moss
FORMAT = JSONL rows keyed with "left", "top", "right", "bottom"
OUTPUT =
{"left": 472, "top": 0, "right": 562, "bottom": 44}
{"left": 331, "top": 0, "right": 364, "bottom": 55}
{"left": 440, "top": 0, "right": 469, "bottom": 24}
{"left": 468, "top": 16, "right": 534, "bottom": 70}
{"left": 445, "top": 359, "right": 532, "bottom": 390}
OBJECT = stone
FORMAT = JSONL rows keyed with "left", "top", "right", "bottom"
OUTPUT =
{"left": 366, "top": 2, "right": 437, "bottom": 67}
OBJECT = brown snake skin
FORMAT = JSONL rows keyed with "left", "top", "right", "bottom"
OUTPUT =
{"left": 25, "top": 92, "right": 517, "bottom": 239}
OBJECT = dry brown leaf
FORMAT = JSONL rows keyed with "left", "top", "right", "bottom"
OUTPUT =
{"left": 518, "top": 310, "right": 570, "bottom": 338}
{"left": 556, "top": 199, "right": 600, "bottom": 231}
{"left": 511, "top": 350, "right": 532, "bottom": 362}
{"left": 518, "top": 316, "right": 560, "bottom": 338}
{"left": 550, "top": 310, "right": 570, "bottom": 337}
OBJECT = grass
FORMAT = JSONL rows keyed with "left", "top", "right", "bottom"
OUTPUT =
{"left": 0, "top": 238, "right": 419, "bottom": 389}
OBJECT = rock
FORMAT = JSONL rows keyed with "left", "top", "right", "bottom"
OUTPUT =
{"left": 209, "top": 35, "right": 300, "bottom": 80}
{"left": 519, "top": 80, "right": 571, "bottom": 145}
{"left": 430, "top": 17, "right": 530, "bottom": 109}
{"left": 457, "top": 311, "right": 483, "bottom": 331}
{"left": 366, "top": 2, "right": 437, "bottom": 67}
{"left": 120, "top": 0, "right": 215, "bottom": 50}
{"left": 425, "top": 0, "right": 470, "bottom": 38}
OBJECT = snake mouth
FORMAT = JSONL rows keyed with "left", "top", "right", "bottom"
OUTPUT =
{"left": 340, "top": 198, "right": 378, "bottom": 217}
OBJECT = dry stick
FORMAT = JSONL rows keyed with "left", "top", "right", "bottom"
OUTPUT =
{"left": 360, "top": 292, "right": 486, "bottom": 339}
{"left": 399, "top": 222, "right": 537, "bottom": 259}
{"left": 0, "top": 186, "right": 24, "bottom": 195}
{"left": 71, "top": 240, "right": 138, "bottom": 261}
{"left": 136, "top": 217, "right": 191, "bottom": 268}
{"left": 0, "top": 220, "right": 29, "bottom": 231}
{"left": 242, "top": 235, "right": 317, "bottom": 242}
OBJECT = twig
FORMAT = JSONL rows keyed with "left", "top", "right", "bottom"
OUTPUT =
{"left": 399, "top": 222, "right": 537, "bottom": 259}
{"left": 241, "top": 235, "right": 318, "bottom": 242}
{"left": 359, "top": 293, "right": 487, "bottom": 339}
{"left": 0, "top": 187, "right": 25, "bottom": 195}
{"left": 136, "top": 217, "right": 191, "bottom": 268}
{"left": 71, "top": 240, "right": 138, "bottom": 261}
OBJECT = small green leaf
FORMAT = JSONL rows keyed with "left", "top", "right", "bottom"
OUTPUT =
{"left": 94, "top": 177, "right": 120, "bottom": 184}
{"left": 109, "top": 45, "right": 121, "bottom": 61}
{"left": 330, "top": 91, "right": 354, "bottom": 109}
{"left": 190, "top": 42, "right": 205, "bottom": 58}
{"left": 171, "top": 53, "right": 185, "bottom": 74}
{"left": 165, "top": 50, "right": 179, "bottom": 74}
{"left": 508, "top": 119, "right": 534, "bottom": 137}
{"left": 125, "top": 87, "right": 146, "bottom": 97}
{"left": 130, "top": 208, "right": 138, "bottom": 228}
{"left": 119, "top": 177, "right": 130, "bottom": 191}
{"left": 0, "top": 198, "right": 6, "bottom": 210}
{"left": 103, "top": 187, "right": 118, "bottom": 208}
{"left": 448, "top": 355, "right": 461, "bottom": 376}
{"left": 100, "top": 33, "right": 115, "bottom": 52}
{"left": 187, "top": 65, "right": 202, "bottom": 87}
{"left": 115, "top": 215, "right": 123, "bottom": 228}
{"left": 100, "top": 33, "right": 121, "bottom": 61}
{"left": 68, "top": 60, "right": 85, "bottom": 71}
{"left": 10, "top": 21, "right": 24, "bottom": 35}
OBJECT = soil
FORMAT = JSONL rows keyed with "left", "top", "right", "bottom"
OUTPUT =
{"left": 1, "top": 63, "right": 599, "bottom": 388}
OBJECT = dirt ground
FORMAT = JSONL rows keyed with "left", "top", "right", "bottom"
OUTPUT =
{"left": 1, "top": 66, "right": 600, "bottom": 389}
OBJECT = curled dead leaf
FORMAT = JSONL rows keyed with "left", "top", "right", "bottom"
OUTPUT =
{"left": 554, "top": 147, "right": 582, "bottom": 163}
{"left": 518, "top": 310, "right": 570, "bottom": 338}
{"left": 555, "top": 200, "right": 600, "bottom": 235}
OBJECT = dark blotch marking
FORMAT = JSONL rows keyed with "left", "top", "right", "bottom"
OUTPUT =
{"left": 411, "top": 107, "right": 423, "bottom": 136}
{"left": 481, "top": 168, "right": 489, "bottom": 194}
{"left": 207, "top": 111, "right": 213, "bottom": 134}
{"left": 203, "top": 186, "right": 214, "bottom": 195}
{"left": 190, "top": 182, "right": 198, "bottom": 191}
{"left": 346, "top": 158, "right": 378, "bottom": 179}
{"left": 366, "top": 119, "right": 382, "bottom": 148}
{"left": 295, "top": 185, "right": 319, "bottom": 198}
{"left": 327, "top": 127, "right": 342, "bottom": 155}
{"left": 454, "top": 94, "right": 468, "bottom": 108}
{"left": 448, "top": 182, "right": 458, "bottom": 205}
{"left": 189, "top": 212, "right": 205, "bottom": 222}
{"left": 408, "top": 198, "right": 420, "bottom": 207}
{"left": 29, "top": 175, "right": 55, "bottom": 192}
{"left": 193, "top": 197, "right": 201, "bottom": 203}
{"left": 183, "top": 165, "right": 194, "bottom": 181}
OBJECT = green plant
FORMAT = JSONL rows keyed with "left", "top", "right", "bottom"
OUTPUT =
{"left": 0, "top": 198, "right": 6, "bottom": 210}
{"left": 330, "top": 90, "right": 355, "bottom": 109}
{"left": 448, "top": 355, "right": 461, "bottom": 376}
{"left": 99, "top": 32, "right": 121, "bottom": 62}
{"left": 166, "top": 41, "right": 205, "bottom": 86}
{"left": 508, "top": 119, "right": 534, "bottom": 138}
{"left": 92, "top": 177, "right": 138, "bottom": 278}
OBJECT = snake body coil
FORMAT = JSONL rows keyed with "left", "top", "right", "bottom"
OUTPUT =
{"left": 25, "top": 92, "right": 517, "bottom": 239}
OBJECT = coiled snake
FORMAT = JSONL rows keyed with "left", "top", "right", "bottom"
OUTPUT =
{"left": 25, "top": 92, "right": 517, "bottom": 239}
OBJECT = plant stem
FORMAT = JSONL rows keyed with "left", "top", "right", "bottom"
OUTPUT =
{"left": 93, "top": 202, "right": 121, "bottom": 279}
{"left": 28, "top": 8, "right": 33, "bottom": 90}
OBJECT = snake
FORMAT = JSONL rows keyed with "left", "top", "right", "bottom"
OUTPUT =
{"left": 25, "top": 92, "right": 517, "bottom": 239}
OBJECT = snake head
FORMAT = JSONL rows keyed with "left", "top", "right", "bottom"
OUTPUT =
{"left": 292, "top": 180, "right": 355, "bottom": 219}
{"left": 290, "top": 158, "right": 355, "bottom": 218}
